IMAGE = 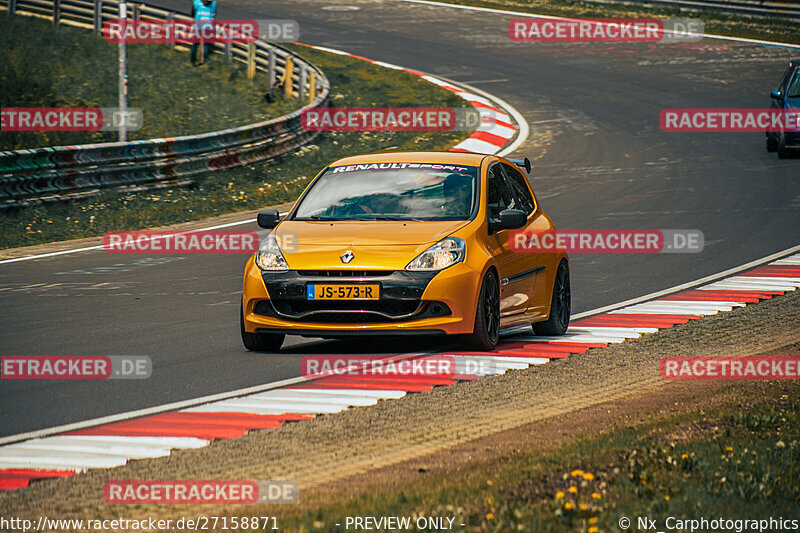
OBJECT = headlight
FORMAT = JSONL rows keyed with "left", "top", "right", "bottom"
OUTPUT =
{"left": 255, "top": 235, "right": 289, "bottom": 271}
{"left": 406, "top": 237, "right": 465, "bottom": 271}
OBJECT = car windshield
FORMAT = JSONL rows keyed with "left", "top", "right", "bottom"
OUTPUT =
{"left": 293, "top": 163, "right": 479, "bottom": 221}
{"left": 787, "top": 72, "right": 800, "bottom": 98}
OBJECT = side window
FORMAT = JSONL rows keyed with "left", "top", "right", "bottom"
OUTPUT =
{"left": 776, "top": 67, "right": 794, "bottom": 92}
{"left": 502, "top": 163, "right": 535, "bottom": 215}
{"left": 487, "top": 164, "right": 513, "bottom": 221}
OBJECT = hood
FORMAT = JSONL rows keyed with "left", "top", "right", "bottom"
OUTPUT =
{"left": 272, "top": 220, "right": 469, "bottom": 270}
{"left": 275, "top": 220, "right": 468, "bottom": 246}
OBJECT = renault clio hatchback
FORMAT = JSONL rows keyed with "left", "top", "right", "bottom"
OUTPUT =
{"left": 241, "top": 151, "right": 570, "bottom": 352}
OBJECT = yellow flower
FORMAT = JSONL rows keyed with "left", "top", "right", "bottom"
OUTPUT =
{"left": 555, "top": 491, "right": 565, "bottom": 499}
{"left": 681, "top": 453, "right": 689, "bottom": 459}
{"left": 592, "top": 492, "right": 602, "bottom": 500}
{"left": 571, "top": 469, "right": 584, "bottom": 477}
{"left": 486, "top": 513, "right": 494, "bottom": 520}
{"left": 579, "top": 503, "right": 587, "bottom": 510}
{"left": 564, "top": 502, "right": 574, "bottom": 510}
{"left": 725, "top": 446, "right": 733, "bottom": 452}
{"left": 589, "top": 527, "right": 599, "bottom": 533}
{"left": 589, "top": 517, "right": 599, "bottom": 524}
{"left": 583, "top": 472, "right": 595, "bottom": 481}
{"left": 568, "top": 486, "right": 578, "bottom": 494}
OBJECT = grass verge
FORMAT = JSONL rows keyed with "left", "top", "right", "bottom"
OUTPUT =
{"left": 0, "top": 11, "right": 298, "bottom": 150}
{"left": 414, "top": 0, "right": 800, "bottom": 45}
{"left": 0, "top": 40, "right": 473, "bottom": 249}
{"left": 273, "top": 381, "right": 799, "bottom": 533}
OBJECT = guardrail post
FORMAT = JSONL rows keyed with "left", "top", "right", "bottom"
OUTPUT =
{"left": 267, "top": 47, "right": 276, "bottom": 87}
{"left": 93, "top": 0, "right": 102, "bottom": 34}
{"left": 308, "top": 71, "right": 317, "bottom": 104}
{"left": 8, "top": 0, "right": 17, "bottom": 15}
{"left": 284, "top": 57, "right": 293, "bottom": 99}
{"left": 246, "top": 43, "right": 256, "bottom": 79}
{"left": 298, "top": 65, "right": 307, "bottom": 102}
{"left": 224, "top": 42, "right": 232, "bottom": 62}
{"left": 131, "top": 2, "right": 139, "bottom": 19}
{"left": 53, "top": 0, "right": 61, "bottom": 23}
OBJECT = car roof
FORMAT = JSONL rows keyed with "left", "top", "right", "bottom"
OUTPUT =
{"left": 328, "top": 151, "right": 489, "bottom": 168}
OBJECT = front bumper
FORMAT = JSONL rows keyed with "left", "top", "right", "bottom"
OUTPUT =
{"left": 242, "top": 258, "right": 482, "bottom": 336}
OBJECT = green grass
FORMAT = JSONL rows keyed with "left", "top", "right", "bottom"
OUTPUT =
{"left": 270, "top": 384, "right": 799, "bottom": 532}
{"left": 415, "top": 0, "right": 800, "bottom": 45}
{"left": 0, "top": 12, "right": 299, "bottom": 151}
{"left": 0, "top": 38, "right": 472, "bottom": 248}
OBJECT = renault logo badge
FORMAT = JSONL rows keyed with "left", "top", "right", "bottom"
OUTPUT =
{"left": 340, "top": 250, "right": 355, "bottom": 264}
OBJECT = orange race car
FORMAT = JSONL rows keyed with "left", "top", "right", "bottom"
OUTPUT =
{"left": 241, "top": 151, "right": 570, "bottom": 351}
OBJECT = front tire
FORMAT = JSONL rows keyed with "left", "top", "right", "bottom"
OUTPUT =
{"left": 777, "top": 131, "right": 792, "bottom": 159}
{"left": 533, "top": 261, "right": 570, "bottom": 336}
{"left": 240, "top": 301, "right": 285, "bottom": 352}
{"left": 463, "top": 271, "right": 500, "bottom": 351}
{"left": 766, "top": 132, "right": 778, "bottom": 152}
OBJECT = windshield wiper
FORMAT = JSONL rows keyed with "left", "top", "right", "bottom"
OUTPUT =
{"left": 295, "top": 215, "right": 334, "bottom": 221}
{"left": 349, "top": 215, "right": 426, "bottom": 222}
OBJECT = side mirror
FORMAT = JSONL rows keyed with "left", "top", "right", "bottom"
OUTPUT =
{"left": 497, "top": 209, "right": 527, "bottom": 231}
{"left": 256, "top": 209, "right": 281, "bottom": 229}
{"left": 771, "top": 90, "right": 782, "bottom": 100}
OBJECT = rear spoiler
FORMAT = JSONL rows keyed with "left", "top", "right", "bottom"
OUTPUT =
{"left": 509, "top": 157, "right": 532, "bottom": 174}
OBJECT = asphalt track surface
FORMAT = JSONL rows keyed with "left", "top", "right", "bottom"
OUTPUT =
{"left": 1, "top": 0, "right": 798, "bottom": 438}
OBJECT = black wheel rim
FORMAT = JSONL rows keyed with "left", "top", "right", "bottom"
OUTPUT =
{"left": 483, "top": 275, "right": 500, "bottom": 343}
{"left": 555, "top": 265, "right": 571, "bottom": 328}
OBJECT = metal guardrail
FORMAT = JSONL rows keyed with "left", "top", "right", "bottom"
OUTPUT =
{"left": 0, "top": 0, "right": 330, "bottom": 209}
{"left": 581, "top": 0, "right": 800, "bottom": 21}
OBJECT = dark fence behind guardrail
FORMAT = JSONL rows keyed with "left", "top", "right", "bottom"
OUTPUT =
{"left": 0, "top": 0, "right": 330, "bottom": 209}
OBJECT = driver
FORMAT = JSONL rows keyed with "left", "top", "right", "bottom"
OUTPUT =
{"left": 440, "top": 173, "right": 472, "bottom": 217}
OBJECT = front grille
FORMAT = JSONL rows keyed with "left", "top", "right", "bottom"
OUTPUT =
{"left": 296, "top": 270, "right": 395, "bottom": 277}
{"left": 254, "top": 299, "right": 451, "bottom": 324}
{"left": 272, "top": 299, "right": 421, "bottom": 318}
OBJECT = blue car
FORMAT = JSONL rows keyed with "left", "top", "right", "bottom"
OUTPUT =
{"left": 767, "top": 60, "right": 800, "bottom": 158}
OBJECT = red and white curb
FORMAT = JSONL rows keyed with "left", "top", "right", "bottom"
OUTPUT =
{"left": 299, "top": 44, "right": 519, "bottom": 155}
{"left": 1, "top": 249, "right": 798, "bottom": 491}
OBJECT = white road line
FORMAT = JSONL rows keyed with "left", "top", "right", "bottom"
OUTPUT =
{"left": 4, "top": 440, "right": 171, "bottom": 459}
{"left": 509, "top": 334, "right": 626, "bottom": 343}
{"left": 611, "top": 307, "right": 720, "bottom": 315}
{"left": 566, "top": 327, "right": 642, "bottom": 338}
{"left": 192, "top": 399, "right": 346, "bottom": 414}
{"left": 732, "top": 276, "right": 800, "bottom": 286}
{"left": 285, "top": 388, "right": 407, "bottom": 399}
{"left": 0, "top": 451, "right": 128, "bottom": 469}
{"left": 247, "top": 391, "right": 379, "bottom": 407}
{"left": 61, "top": 435, "right": 209, "bottom": 448}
